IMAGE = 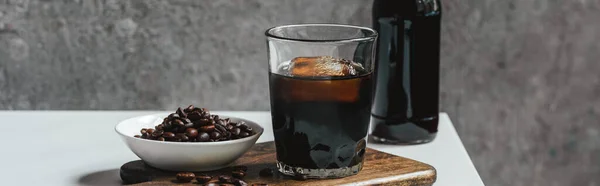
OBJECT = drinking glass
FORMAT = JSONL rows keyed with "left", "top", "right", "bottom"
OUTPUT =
{"left": 265, "top": 24, "right": 377, "bottom": 179}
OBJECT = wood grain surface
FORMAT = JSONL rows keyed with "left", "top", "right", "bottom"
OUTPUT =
{"left": 120, "top": 142, "right": 436, "bottom": 186}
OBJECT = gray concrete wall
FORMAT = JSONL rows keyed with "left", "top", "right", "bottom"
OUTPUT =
{"left": 1, "top": 0, "right": 599, "bottom": 185}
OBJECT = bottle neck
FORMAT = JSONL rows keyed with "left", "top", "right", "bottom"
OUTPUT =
{"left": 373, "top": 0, "right": 441, "bottom": 17}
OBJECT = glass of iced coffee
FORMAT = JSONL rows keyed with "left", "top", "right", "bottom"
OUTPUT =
{"left": 265, "top": 24, "right": 377, "bottom": 179}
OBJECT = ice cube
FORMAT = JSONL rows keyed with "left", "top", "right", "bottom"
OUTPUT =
{"left": 290, "top": 56, "right": 360, "bottom": 77}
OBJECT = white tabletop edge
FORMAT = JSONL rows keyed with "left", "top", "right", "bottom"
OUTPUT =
{"left": 0, "top": 111, "right": 484, "bottom": 186}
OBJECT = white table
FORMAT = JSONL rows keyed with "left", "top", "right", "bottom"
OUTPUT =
{"left": 0, "top": 111, "right": 484, "bottom": 186}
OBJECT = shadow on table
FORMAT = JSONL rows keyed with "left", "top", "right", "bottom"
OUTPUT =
{"left": 78, "top": 169, "right": 122, "bottom": 186}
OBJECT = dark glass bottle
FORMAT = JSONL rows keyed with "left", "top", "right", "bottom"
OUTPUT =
{"left": 370, "top": 0, "right": 441, "bottom": 144}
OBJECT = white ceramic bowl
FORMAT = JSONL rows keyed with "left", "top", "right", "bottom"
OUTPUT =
{"left": 115, "top": 113, "right": 263, "bottom": 171}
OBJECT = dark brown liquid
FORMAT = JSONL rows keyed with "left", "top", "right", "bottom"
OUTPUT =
{"left": 269, "top": 72, "right": 372, "bottom": 169}
{"left": 370, "top": 0, "right": 441, "bottom": 143}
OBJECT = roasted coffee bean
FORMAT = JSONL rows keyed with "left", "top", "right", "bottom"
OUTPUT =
{"left": 185, "top": 105, "right": 195, "bottom": 112}
{"left": 200, "top": 125, "right": 215, "bottom": 132}
{"left": 168, "top": 113, "right": 180, "bottom": 119}
{"left": 238, "top": 123, "right": 249, "bottom": 130}
{"left": 239, "top": 132, "right": 250, "bottom": 138}
{"left": 188, "top": 112, "right": 202, "bottom": 120}
{"left": 232, "top": 179, "right": 248, "bottom": 186}
{"left": 176, "top": 133, "right": 189, "bottom": 142}
{"left": 185, "top": 128, "right": 198, "bottom": 138}
{"left": 251, "top": 183, "right": 268, "bottom": 186}
{"left": 195, "top": 174, "right": 212, "bottom": 183}
{"left": 215, "top": 124, "right": 227, "bottom": 132}
{"left": 205, "top": 183, "right": 219, "bottom": 186}
{"left": 201, "top": 112, "right": 210, "bottom": 119}
{"left": 221, "top": 184, "right": 235, "bottom": 186}
{"left": 231, "top": 128, "right": 241, "bottom": 136}
{"left": 232, "top": 165, "right": 248, "bottom": 172}
{"left": 178, "top": 127, "right": 187, "bottom": 133}
{"left": 197, "top": 118, "right": 210, "bottom": 125}
{"left": 218, "top": 175, "right": 233, "bottom": 183}
{"left": 151, "top": 130, "right": 163, "bottom": 138}
{"left": 155, "top": 124, "right": 164, "bottom": 131}
{"left": 176, "top": 107, "right": 187, "bottom": 118}
{"left": 197, "top": 132, "right": 210, "bottom": 142}
{"left": 175, "top": 172, "right": 195, "bottom": 182}
{"left": 231, "top": 170, "right": 246, "bottom": 179}
{"left": 234, "top": 122, "right": 243, "bottom": 127}
{"left": 259, "top": 168, "right": 274, "bottom": 177}
{"left": 163, "top": 122, "right": 172, "bottom": 129}
{"left": 174, "top": 119, "right": 185, "bottom": 126}
{"left": 163, "top": 132, "right": 175, "bottom": 138}
{"left": 210, "top": 131, "right": 222, "bottom": 139}
{"left": 136, "top": 106, "right": 256, "bottom": 142}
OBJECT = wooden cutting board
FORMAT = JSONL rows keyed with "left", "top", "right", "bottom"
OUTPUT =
{"left": 120, "top": 142, "right": 436, "bottom": 186}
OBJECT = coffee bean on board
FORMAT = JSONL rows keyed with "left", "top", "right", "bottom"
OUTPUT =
{"left": 175, "top": 172, "right": 195, "bottom": 183}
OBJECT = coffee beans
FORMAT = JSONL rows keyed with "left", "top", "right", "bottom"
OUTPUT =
{"left": 239, "top": 132, "right": 250, "bottom": 138}
{"left": 210, "top": 131, "right": 222, "bottom": 139}
{"left": 151, "top": 130, "right": 163, "bottom": 138}
{"left": 200, "top": 125, "right": 216, "bottom": 132}
{"left": 231, "top": 128, "right": 241, "bottom": 136}
{"left": 162, "top": 132, "right": 175, "bottom": 139}
{"left": 197, "top": 132, "right": 210, "bottom": 142}
{"left": 232, "top": 170, "right": 246, "bottom": 179}
{"left": 196, "top": 174, "right": 212, "bottom": 183}
{"left": 171, "top": 165, "right": 272, "bottom": 185}
{"left": 175, "top": 172, "right": 195, "bottom": 183}
{"left": 135, "top": 105, "right": 256, "bottom": 142}
{"left": 185, "top": 128, "right": 198, "bottom": 138}
{"left": 176, "top": 133, "right": 189, "bottom": 142}
{"left": 218, "top": 175, "right": 233, "bottom": 183}
{"left": 233, "top": 179, "right": 248, "bottom": 186}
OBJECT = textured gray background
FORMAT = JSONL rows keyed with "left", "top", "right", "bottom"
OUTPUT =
{"left": 1, "top": 0, "right": 599, "bottom": 185}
